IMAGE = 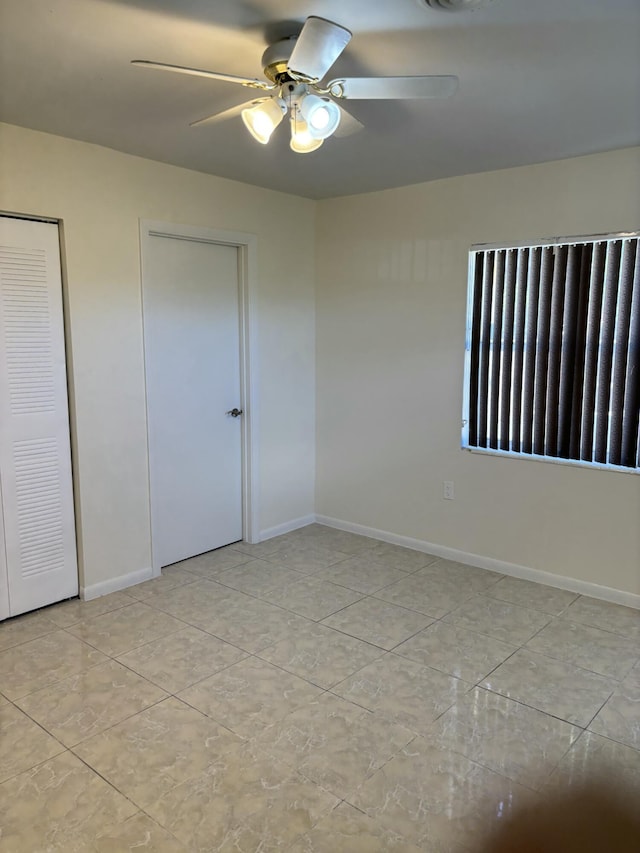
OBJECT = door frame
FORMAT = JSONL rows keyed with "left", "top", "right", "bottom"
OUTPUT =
{"left": 139, "top": 220, "right": 260, "bottom": 577}
{"left": 0, "top": 212, "right": 80, "bottom": 616}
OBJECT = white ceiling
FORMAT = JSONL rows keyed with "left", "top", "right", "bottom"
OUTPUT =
{"left": 1, "top": 0, "right": 639, "bottom": 199}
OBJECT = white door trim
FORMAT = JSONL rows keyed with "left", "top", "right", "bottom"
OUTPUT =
{"left": 0, "top": 479, "right": 9, "bottom": 620}
{"left": 139, "top": 220, "right": 260, "bottom": 577}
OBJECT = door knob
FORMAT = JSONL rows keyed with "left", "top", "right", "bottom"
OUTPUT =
{"left": 226, "top": 408, "right": 243, "bottom": 417}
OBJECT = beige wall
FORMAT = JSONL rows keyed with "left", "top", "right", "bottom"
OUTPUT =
{"left": 2, "top": 121, "right": 638, "bottom": 599}
{"left": 316, "top": 147, "right": 640, "bottom": 596}
{"left": 0, "top": 122, "right": 316, "bottom": 590}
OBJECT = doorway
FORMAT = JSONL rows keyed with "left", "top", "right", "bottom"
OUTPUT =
{"left": 140, "top": 221, "right": 259, "bottom": 575}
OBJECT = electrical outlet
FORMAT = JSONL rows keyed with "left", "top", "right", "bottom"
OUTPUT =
{"left": 443, "top": 480, "right": 455, "bottom": 500}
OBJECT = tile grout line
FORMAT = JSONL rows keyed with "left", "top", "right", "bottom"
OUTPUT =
{"left": 581, "top": 687, "right": 617, "bottom": 733}
{"left": 60, "top": 618, "right": 193, "bottom": 660}
{"left": 494, "top": 643, "right": 630, "bottom": 683}
{"left": 0, "top": 696, "right": 70, "bottom": 786}
{"left": 476, "top": 682, "right": 595, "bottom": 730}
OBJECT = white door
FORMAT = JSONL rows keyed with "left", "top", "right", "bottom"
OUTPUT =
{"left": 0, "top": 216, "right": 78, "bottom": 618}
{"left": 143, "top": 235, "right": 243, "bottom": 568}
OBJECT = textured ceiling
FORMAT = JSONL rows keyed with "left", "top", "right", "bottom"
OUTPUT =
{"left": 1, "top": 0, "right": 639, "bottom": 198}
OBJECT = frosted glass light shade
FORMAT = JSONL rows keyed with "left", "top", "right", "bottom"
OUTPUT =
{"left": 299, "top": 94, "right": 341, "bottom": 139}
{"left": 241, "top": 98, "right": 286, "bottom": 144}
{"left": 290, "top": 118, "right": 324, "bottom": 153}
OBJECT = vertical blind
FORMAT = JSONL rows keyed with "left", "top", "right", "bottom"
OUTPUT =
{"left": 464, "top": 235, "right": 640, "bottom": 470}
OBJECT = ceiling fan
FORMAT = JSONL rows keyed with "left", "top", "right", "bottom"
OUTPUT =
{"left": 132, "top": 16, "right": 459, "bottom": 153}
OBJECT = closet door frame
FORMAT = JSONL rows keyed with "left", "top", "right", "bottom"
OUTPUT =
{"left": 0, "top": 496, "right": 8, "bottom": 620}
{"left": 0, "top": 211, "right": 79, "bottom": 618}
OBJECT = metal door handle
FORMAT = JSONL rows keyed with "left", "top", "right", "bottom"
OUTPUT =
{"left": 226, "top": 408, "right": 243, "bottom": 417}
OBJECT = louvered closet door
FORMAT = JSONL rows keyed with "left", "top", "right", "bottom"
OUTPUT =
{"left": 0, "top": 217, "right": 77, "bottom": 618}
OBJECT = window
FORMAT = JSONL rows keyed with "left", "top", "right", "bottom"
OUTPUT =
{"left": 462, "top": 233, "right": 640, "bottom": 471}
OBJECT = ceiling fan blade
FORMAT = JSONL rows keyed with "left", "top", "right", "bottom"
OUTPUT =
{"left": 330, "top": 75, "right": 459, "bottom": 100}
{"left": 190, "top": 99, "right": 268, "bottom": 128}
{"left": 131, "top": 60, "right": 273, "bottom": 91}
{"left": 287, "top": 16, "right": 352, "bottom": 81}
{"left": 333, "top": 105, "right": 365, "bottom": 138}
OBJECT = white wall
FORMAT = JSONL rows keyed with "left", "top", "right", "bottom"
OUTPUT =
{"left": 316, "top": 147, "right": 640, "bottom": 596}
{"left": 0, "top": 122, "right": 316, "bottom": 591}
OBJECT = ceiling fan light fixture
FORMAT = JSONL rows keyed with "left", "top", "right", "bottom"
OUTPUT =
{"left": 241, "top": 97, "right": 286, "bottom": 144}
{"left": 289, "top": 118, "right": 324, "bottom": 153}
{"left": 135, "top": 14, "right": 461, "bottom": 152}
{"left": 298, "top": 94, "right": 341, "bottom": 139}
{"left": 417, "top": 0, "right": 494, "bottom": 10}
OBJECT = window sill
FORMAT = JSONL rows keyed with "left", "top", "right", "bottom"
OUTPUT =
{"left": 462, "top": 445, "right": 639, "bottom": 475}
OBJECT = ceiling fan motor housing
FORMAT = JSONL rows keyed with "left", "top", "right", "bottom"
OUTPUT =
{"left": 262, "top": 38, "right": 298, "bottom": 83}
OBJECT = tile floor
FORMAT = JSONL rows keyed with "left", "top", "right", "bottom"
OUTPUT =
{"left": 0, "top": 523, "right": 639, "bottom": 851}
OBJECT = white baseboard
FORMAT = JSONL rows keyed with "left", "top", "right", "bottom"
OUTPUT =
{"left": 315, "top": 514, "right": 640, "bottom": 611}
{"left": 260, "top": 514, "right": 316, "bottom": 542}
{"left": 80, "top": 566, "right": 154, "bottom": 601}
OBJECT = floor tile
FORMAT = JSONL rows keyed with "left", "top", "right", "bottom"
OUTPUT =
{"left": 185, "top": 593, "right": 315, "bottom": 653}
{"left": 141, "top": 578, "right": 237, "bottom": 621}
{"left": 230, "top": 537, "right": 293, "bottom": 559}
{"left": 0, "top": 609, "right": 59, "bottom": 651}
{"left": 171, "top": 546, "right": 251, "bottom": 577}
{"left": 484, "top": 575, "right": 579, "bottom": 615}
{"left": 322, "top": 597, "right": 433, "bottom": 650}
{"left": 482, "top": 649, "right": 615, "bottom": 726}
{"left": 74, "top": 697, "right": 242, "bottom": 809}
{"left": 0, "top": 702, "right": 65, "bottom": 783}
{"left": 526, "top": 619, "right": 639, "bottom": 681}
{"left": 4, "top": 525, "right": 637, "bottom": 853}
{"left": 316, "top": 556, "right": 411, "bottom": 594}
{"left": 46, "top": 592, "right": 137, "bottom": 628}
{"left": 303, "top": 527, "right": 380, "bottom": 556}
{"left": 549, "top": 730, "right": 640, "bottom": 796}
{"left": 66, "top": 602, "right": 186, "bottom": 656}
{"left": 560, "top": 596, "right": 640, "bottom": 641}
{"left": 161, "top": 561, "right": 204, "bottom": 578}
{"left": 254, "top": 692, "right": 415, "bottom": 799}
{"left": 145, "top": 750, "right": 339, "bottom": 852}
{"left": 444, "top": 595, "right": 552, "bottom": 644}
{"left": 258, "top": 623, "right": 383, "bottom": 689}
{"left": 393, "top": 621, "right": 518, "bottom": 683}
{"left": 373, "top": 571, "right": 476, "bottom": 618}
{"left": 281, "top": 523, "right": 339, "bottom": 542}
{"left": 422, "top": 559, "right": 503, "bottom": 592}
{"left": 263, "top": 576, "right": 364, "bottom": 620}
{"left": 216, "top": 558, "right": 306, "bottom": 597}
{"left": 0, "top": 752, "right": 137, "bottom": 852}
{"left": 288, "top": 801, "right": 422, "bottom": 853}
{"left": 332, "top": 654, "right": 469, "bottom": 735}
{"left": 429, "top": 686, "right": 580, "bottom": 788}
{"left": 178, "top": 657, "right": 323, "bottom": 738}
{"left": 273, "top": 526, "right": 332, "bottom": 549}
{"left": 116, "top": 625, "right": 246, "bottom": 693}
{"left": 0, "top": 630, "right": 108, "bottom": 700}
{"left": 349, "top": 737, "right": 531, "bottom": 851}
{"left": 125, "top": 568, "right": 200, "bottom": 601}
{"left": 16, "top": 659, "right": 167, "bottom": 747}
{"left": 365, "top": 542, "right": 439, "bottom": 572}
{"left": 92, "top": 812, "right": 188, "bottom": 851}
{"left": 264, "top": 543, "right": 351, "bottom": 572}
{"left": 589, "top": 663, "right": 640, "bottom": 750}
